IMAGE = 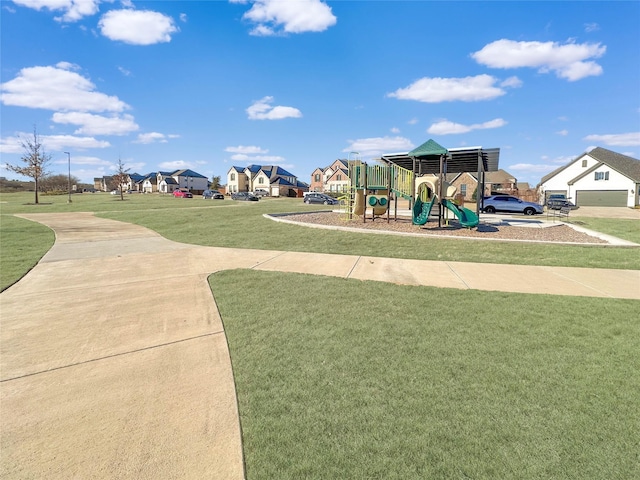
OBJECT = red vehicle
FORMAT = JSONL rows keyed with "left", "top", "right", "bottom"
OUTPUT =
{"left": 173, "top": 188, "right": 193, "bottom": 198}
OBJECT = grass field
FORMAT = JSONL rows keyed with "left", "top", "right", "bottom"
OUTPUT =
{"left": 1, "top": 191, "right": 639, "bottom": 478}
{"left": 212, "top": 270, "right": 640, "bottom": 479}
{"left": 4, "top": 191, "right": 639, "bottom": 278}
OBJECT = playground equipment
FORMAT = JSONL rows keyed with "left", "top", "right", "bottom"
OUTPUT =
{"left": 441, "top": 198, "right": 479, "bottom": 228}
{"left": 345, "top": 162, "right": 479, "bottom": 228}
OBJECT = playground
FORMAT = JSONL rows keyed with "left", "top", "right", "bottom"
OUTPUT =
{"left": 343, "top": 140, "right": 497, "bottom": 229}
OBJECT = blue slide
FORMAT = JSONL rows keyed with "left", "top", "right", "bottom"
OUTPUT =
{"left": 441, "top": 198, "right": 479, "bottom": 228}
{"left": 412, "top": 196, "right": 436, "bottom": 225}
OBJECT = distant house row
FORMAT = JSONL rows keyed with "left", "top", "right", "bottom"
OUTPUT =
{"left": 227, "top": 165, "right": 309, "bottom": 197}
{"left": 94, "top": 169, "right": 209, "bottom": 194}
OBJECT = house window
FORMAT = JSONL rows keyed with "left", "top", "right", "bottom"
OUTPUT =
{"left": 582, "top": 159, "right": 587, "bottom": 167}
{"left": 460, "top": 184, "right": 467, "bottom": 196}
{"left": 314, "top": 174, "right": 320, "bottom": 182}
{"left": 258, "top": 178, "right": 264, "bottom": 184}
{"left": 231, "top": 173, "right": 235, "bottom": 181}
{"left": 594, "top": 171, "right": 609, "bottom": 181}
{"left": 337, "top": 174, "right": 342, "bottom": 181}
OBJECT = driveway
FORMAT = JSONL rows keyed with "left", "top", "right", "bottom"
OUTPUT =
{"left": 1, "top": 213, "right": 639, "bottom": 479}
{"left": 569, "top": 206, "right": 640, "bottom": 219}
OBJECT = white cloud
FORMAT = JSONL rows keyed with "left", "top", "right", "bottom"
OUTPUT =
{"left": 246, "top": 96, "right": 302, "bottom": 120}
{"left": 180, "top": 13, "right": 187, "bottom": 22}
{"left": 52, "top": 112, "right": 139, "bottom": 135}
{"left": 471, "top": 39, "right": 606, "bottom": 81}
{"left": 225, "top": 145, "right": 268, "bottom": 154}
{"left": 134, "top": 132, "right": 179, "bottom": 144}
{"left": 0, "top": 132, "right": 111, "bottom": 153}
{"left": 408, "top": 118, "right": 419, "bottom": 125}
{"left": 388, "top": 75, "right": 508, "bottom": 103}
{"left": 238, "top": 0, "right": 337, "bottom": 36}
{"left": 556, "top": 129, "right": 569, "bottom": 136}
{"left": 390, "top": 127, "right": 400, "bottom": 134}
{"left": 0, "top": 63, "right": 129, "bottom": 112}
{"left": 509, "top": 162, "right": 561, "bottom": 173}
{"left": 584, "top": 22, "right": 600, "bottom": 33}
{"left": 99, "top": 9, "right": 178, "bottom": 45}
{"left": 0, "top": 136, "right": 24, "bottom": 154}
{"left": 427, "top": 118, "right": 507, "bottom": 135}
{"left": 229, "top": 153, "right": 285, "bottom": 162}
{"left": 158, "top": 160, "right": 194, "bottom": 170}
{"left": 60, "top": 155, "right": 112, "bottom": 166}
{"left": 500, "top": 76, "right": 523, "bottom": 88}
{"left": 41, "top": 134, "right": 111, "bottom": 150}
{"left": 13, "top": 0, "right": 100, "bottom": 22}
{"left": 342, "top": 136, "right": 414, "bottom": 159}
{"left": 118, "top": 66, "right": 132, "bottom": 76}
{"left": 583, "top": 132, "right": 640, "bottom": 146}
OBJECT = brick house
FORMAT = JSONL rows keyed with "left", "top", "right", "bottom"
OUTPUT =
{"left": 309, "top": 159, "right": 349, "bottom": 193}
{"left": 226, "top": 164, "right": 308, "bottom": 197}
{"left": 449, "top": 169, "right": 518, "bottom": 201}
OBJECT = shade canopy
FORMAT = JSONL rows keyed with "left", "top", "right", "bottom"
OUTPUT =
{"left": 407, "top": 139, "right": 447, "bottom": 158}
{"left": 379, "top": 145, "right": 500, "bottom": 174}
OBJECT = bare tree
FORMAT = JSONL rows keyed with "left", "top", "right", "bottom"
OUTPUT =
{"left": 211, "top": 175, "right": 222, "bottom": 189}
{"left": 5, "top": 128, "right": 51, "bottom": 204}
{"left": 112, "top": 158, "right": 130, "bottom": 201}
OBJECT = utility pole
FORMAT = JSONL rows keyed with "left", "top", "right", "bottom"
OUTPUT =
{"left": 64, "top": 152, "right": 72, "bottom": 203}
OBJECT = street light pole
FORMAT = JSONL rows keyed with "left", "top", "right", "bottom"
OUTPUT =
{"left": 64, "top": 152, "right": 72, "bottom": 203}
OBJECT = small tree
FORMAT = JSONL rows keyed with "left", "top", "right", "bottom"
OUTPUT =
{"left": 211, "top": 175, "right": 221, "bottom": 190}
{"left": 6, "top": 128, "right": 51, "bottom": 204}
{"left": 112, "top": 158, "right": 130, "bottom": 201}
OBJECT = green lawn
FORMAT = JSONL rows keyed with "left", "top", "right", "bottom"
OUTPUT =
{"left": 0, "top": 214, "right": 55, "bottom": 290}
{"left": 212, "top": 270, "right": 640, "bottom": 479}
{"left": 1, "top": 192, "right": 639, "bottom": 292}
{"left": 1, "top": 191, "right": 639, "bottom": 478}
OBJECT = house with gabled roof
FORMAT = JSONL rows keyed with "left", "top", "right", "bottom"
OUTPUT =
{"left": 310, "top": 167, "right": 325, "bottom": 192}
{"left": 141, "top": 173, "right": 158, "bottom": 193}
{"left": 227, "top": 164, "right": 307, "bottom": 197}
{"left": 309, "top": 159, "right": 350, "bottom": 193}
{"left": 539, "top": 147, "right": 640, "bottom": 207}
{"left": 449, "top": 169, "right": 518, "bottom": 201}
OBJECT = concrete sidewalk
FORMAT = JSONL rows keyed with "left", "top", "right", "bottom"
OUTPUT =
{"left": 1, "top": 213, "right": 639, "bottom": 479}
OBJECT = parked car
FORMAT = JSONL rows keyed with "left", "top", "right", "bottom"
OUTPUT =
{"left": 304, "top": 192, "right": 339, "bottom": 205}
{"left": 482, "top": 195, "right": 543, "bottom": 215}
{"left": 252, "top": 188, "right": 269, "bottom": 197}
{"left": 546, "top": 193, "right": 567, "bottom": 207}
{"left": 231, "top": 192, "right": 259, "bottom": 201}
{"left": 203, "top": 189, "right": 224, "bottom": 200}
{"left": 547, "top": 199, "right": 579, "bottom": 210}
{"left": 173, "top": 188, "right": 193, "bottom": 198}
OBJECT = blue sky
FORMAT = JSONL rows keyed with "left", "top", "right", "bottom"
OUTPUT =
{"left": 1, "top": 0, "right": 639, "bottom": 186}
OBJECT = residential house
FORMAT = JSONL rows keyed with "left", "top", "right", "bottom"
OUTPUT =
{"left": 226, "top": 166, "right": 250, "bottom": 194}
{"left": 449, "top": 169, "right": 518, "bottom": 201}
{"left": 310, "top": 167, "right": 325, "bottom": 192}
{"left": 227, "top": 164, "right": 308, "bottom": 197}
{"left": 94, "top": 176, "right": 116, "bottom": 192}
{"left": 141, "top": 173, "right": 158, "bottom": 193}
{"left": 539, "top": 147, "right": 640, "bottom": 207}
{"left": 309, "top": 159, "right": 349, "bottom": 193}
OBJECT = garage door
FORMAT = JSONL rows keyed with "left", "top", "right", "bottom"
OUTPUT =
{"left": 576, "top": 190, "right": 627, "bottom": 207}
{"left": 545, "top": 190, "right": 567, "bottom": 202}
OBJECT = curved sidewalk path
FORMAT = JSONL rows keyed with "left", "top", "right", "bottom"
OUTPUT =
{"left": 2, "top": 213, "right": 639, "bottom": 479}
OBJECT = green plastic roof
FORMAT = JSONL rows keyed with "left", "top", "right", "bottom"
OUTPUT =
{"left": 408, "top": 139, "right": 447, "bottom": 157}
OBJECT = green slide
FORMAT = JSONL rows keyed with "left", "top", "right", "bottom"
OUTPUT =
{"left": 441, "top": 198, "right": 479, "bottom": 228}
{"left": 412, "top": 196, "right": 436, "bottom": 225}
